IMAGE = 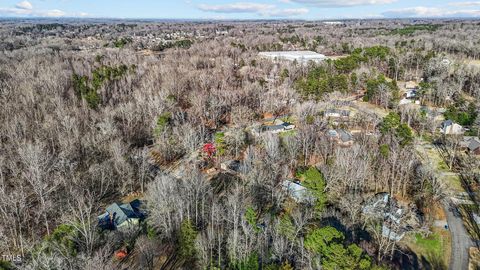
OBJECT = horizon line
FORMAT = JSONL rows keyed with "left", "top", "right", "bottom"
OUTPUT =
{"left": 1, "top": 16, "right": 480, "bottom": 22}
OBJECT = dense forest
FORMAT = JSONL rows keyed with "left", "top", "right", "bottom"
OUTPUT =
{"left": 0, "top": 19, "right": 479, "bottom": 270}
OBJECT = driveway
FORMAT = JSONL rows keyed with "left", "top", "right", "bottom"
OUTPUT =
{"left": 445, "top": 201, "right": 473, "bottom": 270}
{"left": 416, "top": 140, "right": 474, "bottom": 269}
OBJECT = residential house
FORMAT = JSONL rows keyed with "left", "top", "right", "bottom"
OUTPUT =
{"left": 362, "top": 192, "right": 390, "bottom": 218}
{"left": 362, "top": 193, "right": 415, "bottom": 241}
{"left": 403, "top": 81, "right": 419, "bottom": 101}
{"left": 324, "top": 109, "right": 350, "bottom": 119}
{"left": 220, "top": 160, "right": 248, "bottom": 173}
{"left": 462, "top": 137, "right": 480, "bottom": 155}
{"left": 253, "top": 119, "right": 295, "bottom": 136}
{"left": 282, "top": 180, "right": 314, "bottom": 203}
{"left": 440, "top": 120, "right": 464, "bottom": 135}
{"left": 405, "top": 89, "right": 418, "bottom": 99}
{"left": 259, "top": 51, "right": 327, "bottom": 64}
{"left": 327, "top": 129, "right": 354, "bottom": 147}
{"left": 382, "top": 223, "right": 406, "bottom": 241}
{"left": 399, "top": 98, "right": 416, "bottom": 105}
{"left": 98, "top": 199, "right": 144, "bottom": 230}
{"left": 469, "top": 138, "right": 480, "bottom": 155}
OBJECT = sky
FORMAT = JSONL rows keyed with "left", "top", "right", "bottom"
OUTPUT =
{"left": 1, "top": 0, "right": 480, "bottom": 20}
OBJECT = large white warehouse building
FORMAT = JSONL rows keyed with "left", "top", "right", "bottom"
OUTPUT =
{"left": 259, "top": 51, "right": 327, "bottom": 64}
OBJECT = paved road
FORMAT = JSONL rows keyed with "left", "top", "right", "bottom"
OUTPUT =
{"left": 415, "top": 141, "right": 474, "bottom": 269}
{"left": 445, "top": 201, "right": 473, "bottom": 270}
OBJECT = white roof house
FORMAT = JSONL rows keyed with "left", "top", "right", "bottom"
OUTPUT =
{"left": 259, "top": 51, "right": 327, "bottom": 64}
{"left": 324, "top": 109, "right": 350, "bottom": 118}
{"left": 406, "top": 90, "right": 417, "bottom": 99}
{"left": 440, "top": 120, "right": 464, "bottom": 135}
{"left": 363, "top": 193, "right": 409, "bottom": 241}
{"left": 382, "top": 225, "right": 405, "bottom": 241}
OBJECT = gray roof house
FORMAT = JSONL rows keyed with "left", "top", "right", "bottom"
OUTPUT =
{"left": 282, "top": 180, "right": 314, "bottom": 204}
{"left": 468, "top": 137, "right": 480, "bottom": 155}
{"left": 98, "top": 199, "right": 144, "bottom": 230}
{"left": 362, "top": 193, "right": 413, "bottom": 241}
{"left": 327, "top": 129, "right": 354, "bottom": 147}
{"left": 252, "top": 119, "right": 295, "bottom": 136}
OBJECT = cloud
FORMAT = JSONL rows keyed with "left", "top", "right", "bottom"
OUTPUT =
{"left": 448, "top": 1, "right": 480, "bottom": 7}
{"left": 15, "top": 1, "right": 33, "bottom": 10}
{"left": 284, "top": 0, "right": 397, "bottom": 7}
{"left": 0, "top": 7, "right": 32, "bottom": 16}
{"left": 198, "top": 2, "right": 275, "bottom": 13}
{"left": 198, "top": 2, "right": 309, "bottom": 17}
{"left": 383, "top": 6, "right": 480, "bottom": 18}
{"left": 0, "top": 1, "right": 66, "bottom": 17}
{"left": 268, "top": 8, "right": 309, "bottom": 16}
{"left": 43, "top": 9, "right": 66, "bottom": 17}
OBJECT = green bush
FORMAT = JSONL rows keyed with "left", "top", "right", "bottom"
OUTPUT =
{"left": 303, "top": 167, "right": 327, "bottom": 214}
{"left": 44, "top": 224, "right": 78, "bottom": 256}
{"left": 232, "top": 252, "right": 259, "bottom": 270}
{"left": 214, "top": 132, "right": 226, "bottom": 156}
{"left": 295, "top": 46, "right": 393, "bottom": 100}
{"left": 444, "top": 102, "right": 477, "bottom": 126}
{"left": 113, "top": 37, "right": 132, "bottom": 48}
{"left": 390, "top": 24, "right": 441, "bottom": 35}
{"left": 178, "top": 219, "right": 197, "bottom": 258}
{"left": 244, "top": 206, "right": 260, "bottom": 233}
{"left": 154, "top": 112, "right": 172, "bottom": 135}
{"left": 380, "top": 112, "right": 414, "bottom": 146}
{"left": 72, "top": 64, "right": 132, "bottom": 109}
{"left": 364, "top": 75, "right": 399, "bottom": 105}
{"left": 0, "top": 260, "right": 14, "bottom": 270}
{"left": 305, "top": 226, "right": 372, "bottom": 270}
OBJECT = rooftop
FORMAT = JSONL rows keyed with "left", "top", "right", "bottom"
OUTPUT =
{"left": 98, "top": 199, "right": 143, "bottom": 229}
{"left": 282, "top": 180, "right": 314, "bottom": 203}
{"left": 259, "top": 51, "right": 327, "bottom": 63}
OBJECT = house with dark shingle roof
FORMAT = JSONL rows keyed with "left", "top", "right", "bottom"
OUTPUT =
{"left": 252, "top": 119, "right": 295, "bottom": 136}
{"left": 327, "top": 129, "right": 354, "bottom": 147}
{"left": 468, "top": 137, "right": 480, "bottom": 155}
{"left": 98, "top": 199, "right": 144, "bottom": 230}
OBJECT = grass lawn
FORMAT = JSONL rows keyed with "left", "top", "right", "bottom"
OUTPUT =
{"left": 280, "top": 115, "right": 295, "bottom": 124}
{"left": 442, "top": 173, "right": 464, "bottom": 193}
{"left": 279, "top": 130, "right": 297, "bottom": 138}
{"left": 415, "top": 140, "right": 464, "bottom": 193}
{"left": 414, "top": 233, "right": 442, "bottom": 255}
{"left": 404, "top": 228, "right": 451, "bottom": 270}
